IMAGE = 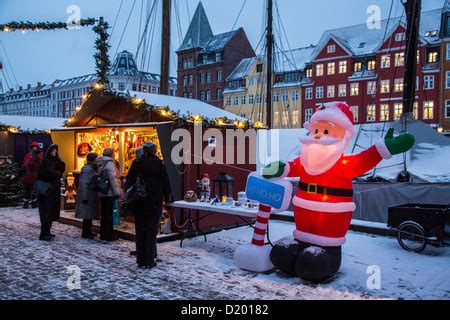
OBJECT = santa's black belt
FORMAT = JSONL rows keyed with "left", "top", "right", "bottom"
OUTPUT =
{"left": 298, "top": 182, "right": 353, "bottom": 197}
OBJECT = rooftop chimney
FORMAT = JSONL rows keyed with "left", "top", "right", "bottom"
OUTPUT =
{"left": 37, "top": 82, "right": 42, "bottom": 87}
{"left": 27, "top": 84, "right": 31, "bottom": 89}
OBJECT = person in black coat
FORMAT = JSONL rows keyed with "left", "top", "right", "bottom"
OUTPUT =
{"left": 37, "top": 144, "right": 65, "bottom": 241}
{"left": 126, "top": 142, "right": 173, "bottom": 269}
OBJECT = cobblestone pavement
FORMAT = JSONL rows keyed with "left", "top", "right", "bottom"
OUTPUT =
{"left": 0, "top": 207, "right": 448, "bottom": 300}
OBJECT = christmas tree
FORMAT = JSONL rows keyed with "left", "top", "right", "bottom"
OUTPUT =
{"left": 0, "top": 156, "right": 24, "bottom": 207}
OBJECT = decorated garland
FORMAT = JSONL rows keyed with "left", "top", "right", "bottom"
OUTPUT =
{"left": 0, "top": 123, "right": 50, "bottom": 135}
{"left": 0, "top": 18, "right": 110, "bottom": 86}
{"left": 64, "top": 87, "right": 266, "bottom": 130}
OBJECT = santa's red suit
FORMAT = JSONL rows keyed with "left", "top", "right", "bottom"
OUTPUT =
{"left": 280, "top": 102, "right": 393, "bottom": 247}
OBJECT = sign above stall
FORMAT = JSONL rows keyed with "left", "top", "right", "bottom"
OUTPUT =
{"left": 245, "top": 172, "right": 292, "bottom": 212}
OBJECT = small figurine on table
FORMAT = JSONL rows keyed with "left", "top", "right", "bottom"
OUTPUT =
{"left": 64, "top": 172, "right": 77, "bottom": 209}
{"left": 200, "top": 173, "right": 211, "bottom": 202}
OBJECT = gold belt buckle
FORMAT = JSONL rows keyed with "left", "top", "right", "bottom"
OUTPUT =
{"left": 307, "top": 183, "right": 318, "bottom": 194}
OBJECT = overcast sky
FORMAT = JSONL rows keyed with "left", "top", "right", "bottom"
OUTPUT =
{"left": 0, "top": 0, "right": 445, "bottom": 90}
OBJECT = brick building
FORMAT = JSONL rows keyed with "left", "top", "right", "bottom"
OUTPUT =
{"left": 176, "top": 2, "right": 255, "bottom": 108}
{"left": 302, "top": 9, "right": 442, "bottom": 129}
{"left": 440, "top": 3, "right": 450, "bottom": 134}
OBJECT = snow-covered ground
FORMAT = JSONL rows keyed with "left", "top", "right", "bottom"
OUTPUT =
{"left": 0, "top": 207, "right": 448, "bottom": 300}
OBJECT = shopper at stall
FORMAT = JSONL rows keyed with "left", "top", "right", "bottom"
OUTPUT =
{"left": 128, "top": 147, "right": 144, "bottom": 257}
{"left": 23, "top": 141, "right": 43, "bottom": 164}
{"left": 97, "top": 148, "right": 122, "bottom": 242}
{"left": 37, "top": 144, "right": 65, "bottom": 241}
{"left": 126, "top": 142, "right": 173, "bottom": 269}
{"left": 21, "top": 149, "right": 41, "bottom": 209}
{"left": 75, "top": 152, "right": 99, "bottom": 239}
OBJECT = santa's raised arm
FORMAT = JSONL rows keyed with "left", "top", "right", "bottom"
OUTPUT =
{"left": 262, "top": 102, "right": 415, "bottom": 282}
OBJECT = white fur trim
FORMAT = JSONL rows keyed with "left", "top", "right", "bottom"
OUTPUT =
{"left": 279, "top": 162, "right": 291, "bottom": 179}
{"left": 234, "top": 244, "right": 274, "bottom": 272}
{"left": 293, "top": 196, "right": 356, "bottom": 213}
{"left": 375, "top": 139, "right": 393, "bottom": 160}
{"left": 293, "top": 230, "right": 346, "bottom": 247}
{"left": 309, "top": 105, "right": 355, "bottom": 136}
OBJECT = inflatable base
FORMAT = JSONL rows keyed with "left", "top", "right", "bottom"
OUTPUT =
{"left": 234, "top": 244, "right": 274, "bottom": 273}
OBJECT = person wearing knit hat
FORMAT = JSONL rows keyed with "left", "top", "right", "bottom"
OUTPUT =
{"left": 75, "top": 153, "right": 100, "bottom": 239}
{"left": 262, "top": 101, "right": 415, "bottom": 282}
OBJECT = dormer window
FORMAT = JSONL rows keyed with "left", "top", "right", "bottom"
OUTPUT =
{"left": 256, "top": 63, "right": 263, "bottom": 73}
{"left": 353, "top": 62, "right": 362, "bottom": 72}
{"left": 395, "top": 32, "right": 405, "bottom": 42}
{"left": 306, "top": 68, "right": 312, "bottom": 78}
{"left": 327, "top": 45, "right": 336, "bottom": 53}
{"left": 428, "top": 51, "right": 438, "bottom": 63}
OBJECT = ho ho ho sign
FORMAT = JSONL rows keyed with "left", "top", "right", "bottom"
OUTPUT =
{"left": 245, "top": 172, "right": 293, "bottom": 212}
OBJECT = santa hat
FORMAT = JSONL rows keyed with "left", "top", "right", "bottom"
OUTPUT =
{"left": 30, "top": 142, "right": 40, "bottom": 148}
{"left": 304, "top": 102, "right": 355, "bottom": 137}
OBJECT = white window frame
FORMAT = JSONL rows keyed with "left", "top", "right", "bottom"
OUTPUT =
{"left": 316, "top": 64, "right": 324, "bottom": 77}
{"left": 424, "top": 75, "right": 434, "bottom": 90}
{"left": 305, "top": 87, "right": 313, "bottom": 100}
{"left": 394, "top": 103, "right": 403, "bottom": 120}
{"left": 350, "top": 83, "right": 359, "bottom": 96}
{"left": 339, "top": 61, "right": 347, "bottom": 74}
{"left": 395, "top": 32, "right": 405, "bottom": 42}
{"left": 350, "top": 106, "right": 359, "bottom": 123}
{"left": 327, "top": 62, "right": 335, "bottom": 75}
{"left": 380, "top": 104, "right": 390, "bottom": 121}
{"left": 381, "top": 80, "right": 390, "bottom": 94}
{"left": 447, "top": 44, "right": 450, "bottom": 61}
{"left": 292, "top": 110, "right": 300, "bottom": 126}
{"left": 327, "top": 85, "right": 335, "bottom": 98}
{"left": 305, "top": 108, "right": 313, "bottom": 122}
{"left": 446, "top": 71, "right": 450, "bottom": 89}
{"left": 445, "top": 100, "right": 450, "bottom": 118}
{"left": 316, "top": 86, "right": 324, "bottom": 99}
{"left": 394, "top": 78, "right": 404, "bottom": 92}
{"left": 381, "top": 54, "right": 391, "bottom": 68}
{"left": 367, "top": 81, "right": 377, "bottom": 95}
{"left": 423, "top": 101, "right": 434, "bottom": 120}
{"left": 327, "top": 44, "right": 336, "bottom": 53}
{"left": 338, "top": 84, "right": 347, "bottom": 97}
{"left": 366, "top": 105, "right": 376, "bottom": 122}
{"left": 282, "top": 91, "right": 289, "bottom": 102}
{"left": 226, "top": 96, "right": 231, "bottom": 106}
{"left": 292, "top": 90, "right": 299, "bottom": 101}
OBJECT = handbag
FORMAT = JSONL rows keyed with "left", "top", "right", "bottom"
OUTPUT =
{"left": 91, "top": 162, "right": 111, "bottom": 194}
{"left": 113, "top": 199, "right": 120, "bottom": 227}
{"left": 33, "top": 180, "right": 52, "bottom": 197}
{"left": 124, "top": 176, "right": 147, "bottom": 204}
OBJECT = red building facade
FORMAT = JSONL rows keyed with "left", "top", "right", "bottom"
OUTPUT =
{"left": 176, "top": 3, "right": 255, "bottom": 109}
{"left": 301, "top": 10, "right": 442, "bottom": 128}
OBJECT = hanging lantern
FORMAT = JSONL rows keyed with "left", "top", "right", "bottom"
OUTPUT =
{"left": 213, "top": 172, "right": 234, "bottom": 200}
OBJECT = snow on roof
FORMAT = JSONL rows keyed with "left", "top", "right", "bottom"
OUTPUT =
{"left": 312, "top": 9, "right": 442, "bottom": 59}
{"left": 256, "top": 118, "right": 450, "bottom": 183}
{"left": 129, "top": 91, "right": 246, "bottom": 121}
{"left": 178, "top": 2, "right": 213, "bottom": 52}
{"left": 0, "top": 115, "right": 66, "bottom": 131}
{"left": 200, "top": 30, "right": 238, "bottom": 53}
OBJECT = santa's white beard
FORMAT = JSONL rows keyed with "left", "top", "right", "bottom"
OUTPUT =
{"left": 299, "top": 135, "right": 348, "bottom": 176}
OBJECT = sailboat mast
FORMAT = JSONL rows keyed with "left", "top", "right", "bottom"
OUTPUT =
{"left": 402, "top": 0, "right": 421, "bottom": 115}
{"left": 266, "top": 0, "right": 274, "bottom": 129}
{"left": 160, "top": 0, "right": 171, "bottom": 95}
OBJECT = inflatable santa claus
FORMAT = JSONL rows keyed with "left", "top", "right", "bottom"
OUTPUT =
{"left": 262, "top": 102, "right": 415, "bottom": 282}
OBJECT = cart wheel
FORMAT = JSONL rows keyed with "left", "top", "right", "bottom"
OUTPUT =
{"left": 397, "top": 221, "right": 427, "bottom": 253}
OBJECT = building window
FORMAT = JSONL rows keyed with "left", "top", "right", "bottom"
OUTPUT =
{"left": 306, "top": 69, "right": 312, "bottom": 78}
{"left": 249, "top": 95, "right": 254, "bottom": 104}
{"left": 118, "top": 82, "right": 125, "bottom": 91}
{"left": 206, "top": 73, "right": 211, "bottom": 83}
{"left": 282, "top": 111, "right": 289, "bottom": 126}
{"left": 380, "top": 104, "right": 390, "bottom": 121}
{"left": 338, "top": 84, "right": 347, "bottom": 97}
{"left": 316, "top": 86, "right": 324, "bottom": 99}
{"left": 327, "top": 44, "right": 336, "bottom": 53}
{"left": 274, "top": 112, "right": 280, "bottom": 126}
{"left": 339, "top": 61, "right": 347, "bottom": 74}
{"left": 305, "top": 109, "right": 313, "bottom": 122}
{"left": 446, "top": 72, "right": 450, "bottom": 89}
{"left": 395, "top": 52, "right": 405, "bottom": 66}
{"left": 226, "top": 96, "right": 231, "bottom": 106}
{"left": 367, "top": 81, "right": 376, "bottom": 95}
{"left": 205, "top": 91, "right": 210, "bottom": 101}
{"left": 367, "top": 60, "right": 376, "bottom": 71}
{"left": 395, "top": 32, "right": 405, "bottom": 42}
{"left": 256, "top": 94, "right": 261, "bottom": 104}
{"left": 241, "top": 95, "right": 246, "bottom": 105}
{"left": 217, "top": 70, "right": 223, "bottom": 81}
{"left": 447, "top": 44, "right": 450, "bottom": 61}
{"left": 132, "top": 84, "right": 137, "bottom": 91}
{"left": 394, "top": 103, "right": 403, "bottom": 120}
{"left": 416, "top": 76, "right": 420, "bottom": 90}
{"left": 282, "top": 91, "right": 289, "bottom": 102}
{"left": 424, "top": 75, "right": 434, "bottom": 90}
{"left": 305, "top": 87, "right": 313, "bottom": 100}
{"left": 381, "top": 80, "right": 390, "bottom": 94}
{"left": 394, "top": 78, "right": 404, "bottom": 92}
{"left": 233, "top": 96, "right": 239, "bottom": 105}
{"left": 248, "top": 77, "right": 254, "bottom": 86}
{"left": 327, "top": 85, "right": 335, "bottom": 98}
{"left": 327, "top": 62, "right": 335, "bottom": 75}
{"left": 316, "top": 64, "right": 324, "bottom": 77}
{"left": 445, "top": 100, "right": 450, "bottom": 118}
{"left": 188, "top": 92, "right": 193, "bottom": 99}
{"left": 292, "top": 110, "right": 299, "bottom": 125}
{"left": 381, "top": 54, "right": 391, "bottom": 68}
{"left": 350, "top": 83, "right": 359, "bottom": 96}
{"left": 183, "top": 76, "right": 188, "bottom": 86}
{"left": 215, "top": 52, "right": 221, "bottom": 62}
{"left": 350, "top": 106, "right": 359, "bottom": 123}
{"left": 428, "top": 51, "right": 438, "bottom": 63}
{"left": 273, "top": 92, "right": 279, "bottom": 102}
{"left": 353, "top": 62, "right": 362, "bottom": 72}
{"left": 292, "top": 90, "right": 299, "bottom": 101}
{"left": 200, "top": 73, "right": 205, "bottom": 84}
{"left": 200, "top": 91, "right": 205, "bottom": 101}
{"left": 367, "top": 105, "right": 376, "bottom": 122}
{"left": 423, "top": 101, "right": 434, "bottom": 119}
{"left": 216, "top": 88, "right": 222, "bottom": 101}
{"left": 413, "top": 102, "right": 418, "bottom": 119}
{"left": 256, "top": 64, "right": 263, "bottom": 73}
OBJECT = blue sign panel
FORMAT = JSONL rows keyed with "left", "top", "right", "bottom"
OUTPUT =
{"left": 246, "top": 175, "right": 286, "bottom": 210}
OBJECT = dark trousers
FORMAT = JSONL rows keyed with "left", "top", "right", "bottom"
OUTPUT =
{"left": 100, "top": 197, "right": 115, "bottom": 241}
{"left": 38, "top": 196, "right": 53, "bottom": 238}
{"left": 24, "top": 184, "right": 37, "bottom": 205}
{"left": 82, "top": 219, "right": 93, "bottom": 237}
{"left": 134, "top": 208, "right": 161, "bottom": 266}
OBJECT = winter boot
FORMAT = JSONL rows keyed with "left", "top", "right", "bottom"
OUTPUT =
{"left": 23, "top": 200, "right": 29, "bottom": 209}
{"left": 31, "top": 199, "right": 38, "bottom": 209}
{"left": 295, "top": 246, "right": 332, "bottom": 283}
{"left": 270, "top": 237, "right": 309, "bottom": 277}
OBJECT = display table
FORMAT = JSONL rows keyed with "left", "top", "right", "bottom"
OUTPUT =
{"left": 171, "top": 201, "right": 260, "bottom": 247}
